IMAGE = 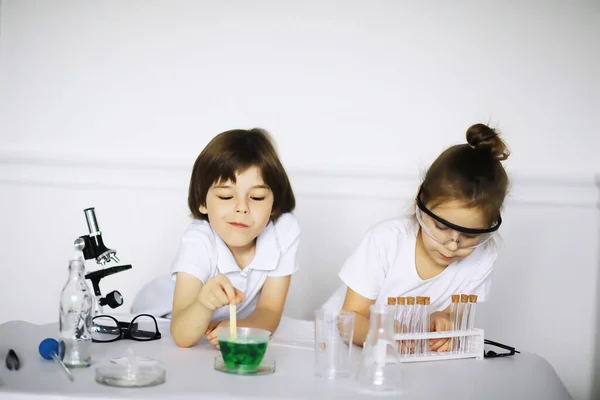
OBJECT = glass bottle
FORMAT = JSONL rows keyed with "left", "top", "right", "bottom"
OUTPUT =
{"left": 73, "top": 239, "right": 102, "bottom": 317}
{"left": 356, "top": 303, "right": 401, "bottom": 392}
{"left": 59, "top": 259, "right": 93, "bottom": 367}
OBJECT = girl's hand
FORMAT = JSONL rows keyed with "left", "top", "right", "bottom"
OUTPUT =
{"left": 205, "top": 321, "right": 220, "bottom": 336}
{"left": 428, "top": 311, "right": 452, "bottom": 352}
{"left": 206, "top": 320, "right": 229, "bottom": 349}
{"left": 197, "top": 274, "right": 245, "bottom": 311}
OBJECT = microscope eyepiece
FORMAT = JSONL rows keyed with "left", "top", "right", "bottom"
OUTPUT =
{"left": 84, "top": 207, "right": 101, "bottom": 236}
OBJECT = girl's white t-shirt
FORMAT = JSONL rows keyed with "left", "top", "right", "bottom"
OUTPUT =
{"left": 322, "top": 216, "right": 499, "bottom": 313}
{"left": 131, "top": 213, "right": 301, "bottom": 321}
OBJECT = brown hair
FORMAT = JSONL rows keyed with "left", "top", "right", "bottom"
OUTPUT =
{"left": 188, "top": 128, "right": 296, "bottom": 221}
{"left": 419, "top": 123, "right": 510, "bottom": 226}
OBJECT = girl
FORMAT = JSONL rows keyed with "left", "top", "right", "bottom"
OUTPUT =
{"left": 323, "top": 123, "right": 510, "bottom": 351}
{"left": 135, "top": 128, "right": 300, "bottom": 349}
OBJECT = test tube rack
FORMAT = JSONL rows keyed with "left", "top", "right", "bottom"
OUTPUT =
{"left": 393, "top": 328, "right": 484, "bottom": 363}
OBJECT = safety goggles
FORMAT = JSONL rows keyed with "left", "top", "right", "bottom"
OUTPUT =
{"left": 484, "top": 339, "right": 520, "bottom": 358}
{"left": 91, "top": 314, "right": 162, "bottom": 343}
{"left": 415, "top": 186, "right": 501, "bottom": 250}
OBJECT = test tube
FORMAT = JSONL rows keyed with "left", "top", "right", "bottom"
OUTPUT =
{"left": 387, "top": 297, "right": 397, "bottom": 333}
{"left": 458, "top": 294, "right": 469, "bottom": 354}
{"left": 387, "top": 297, "right": 397, "bottom": 309}
{"left": 414, "top": 297, "right": 425, "bottom": 355}
{"left": 467, "top": 294, "right": 478, "bottom": 329}
{"left": 462, "top": 294, "right": 478, "bottom": 353}
{"left": 402, "top": 297, "right": 415, "bottom": 355}
{"left": 423, "top": 297, "right": 430, "bottom": 355}
{"left": 396, "top": 297, "right": 406, "bottom": 334}
{"left": 450, "top": 294, "right": 460, "bottom": 353}
{"left": 395, "top": 297, "right": 406, "bottom": 354}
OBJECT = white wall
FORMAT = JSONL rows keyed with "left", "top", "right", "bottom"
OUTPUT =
{"left": 1, "top": 1, "right": 599, "bottom": 399}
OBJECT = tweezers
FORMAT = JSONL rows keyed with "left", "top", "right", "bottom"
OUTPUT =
{"left": 6, "top": 349, "right": 20, "bottom": 371}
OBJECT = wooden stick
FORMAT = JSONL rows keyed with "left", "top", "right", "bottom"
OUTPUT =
{"left": 229, "top": 304, "right": 237, "bottom": 341}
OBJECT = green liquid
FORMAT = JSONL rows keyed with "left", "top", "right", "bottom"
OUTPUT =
{"left": 218, "top": 339, "right": 268, "bottom": 373}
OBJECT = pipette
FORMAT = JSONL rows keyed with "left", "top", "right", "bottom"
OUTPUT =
{"left": 38, "top": 338, "right": 74, "bottom": 382}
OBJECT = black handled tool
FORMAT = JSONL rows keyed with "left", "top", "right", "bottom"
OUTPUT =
{"left": 6, "top": 349, "right": 20, "bottom": 371}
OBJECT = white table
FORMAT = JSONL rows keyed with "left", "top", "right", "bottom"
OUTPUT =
{"left": 0, "top": 319, "right": 572, "bottom": 399}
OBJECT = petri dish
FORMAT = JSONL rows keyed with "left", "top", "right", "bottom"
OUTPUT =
{"left": 95, "top": 358, "right": 166, "bottom": 388}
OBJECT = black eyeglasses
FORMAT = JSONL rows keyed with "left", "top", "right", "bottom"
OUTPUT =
{"left": 484, "top": 339, "right": 520, "bottom": 358}
{"left": 91, "top": 314, "right": 161, "bottom": 343}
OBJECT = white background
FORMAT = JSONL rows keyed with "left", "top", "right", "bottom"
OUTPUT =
{"left": 0, "top": 1, "right": 598, "bottom": 399}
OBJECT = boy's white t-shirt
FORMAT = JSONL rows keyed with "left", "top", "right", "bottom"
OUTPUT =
{"left": 170, "top": 212, "right": 301, "bottom": 322}
{"left": 322, "top": 216, "right": 499, "bottom": 313}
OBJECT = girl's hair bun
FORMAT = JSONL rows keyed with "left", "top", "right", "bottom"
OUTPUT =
{"left": 466, "top": 123, "right": 510, "bottom": 161}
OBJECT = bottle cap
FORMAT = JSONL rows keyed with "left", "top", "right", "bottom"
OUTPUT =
{"left": 387, "top": 297, "right": 397, "bottom": 305}
{"left": 396, "top": 297, "right": 406, "bottom": 305}
{"left": 452, "top": 294, "right": 459, "bottom": 303}
{"left": 461, "top": 294, "right": 469, "bottom": 303}
{"left": 424, "top": 297, "right": 430, "bottom": 305}
{"left": 407, "top": 297, "right": 415, "bottom": 305}
{"left": 469, "top": 294, "right": 478, "bottom": 303}
{"left": 416, "top": 297, "right": 424, "bottom": 305}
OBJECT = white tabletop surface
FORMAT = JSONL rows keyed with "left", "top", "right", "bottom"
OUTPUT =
{"left": 0, "top": 317, "right": 573, "bottom": 400}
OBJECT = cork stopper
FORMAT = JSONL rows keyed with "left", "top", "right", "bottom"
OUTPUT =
{"left": 460, "top": 294, "right": 469, "bottom": 303}
{"left": 387, "top": 297, "right": 397, "bottom": 305}
{"left": 452, "top": 294, "right": 459, "bottom": 303}
{"left": 397, "top": 296, "right": 406, "bottom": 305}
{"left": 469, "top": 294, "right": 478, "bottom": 303}
{"left": 407, "top": 297, "right": 415, "bottom": 305}
{"left": 424, "top": 297, "right": 430, "bottom": 305}
{"left": 416, "top": 297, "right": 424, "bottom": 305}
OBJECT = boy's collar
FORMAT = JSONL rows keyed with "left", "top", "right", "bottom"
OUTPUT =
{"left": 214, "top": 222, "right": 279, "bottom": 273}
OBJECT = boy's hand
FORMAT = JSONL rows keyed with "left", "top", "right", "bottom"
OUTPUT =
{"left": 206, "top": 320, "right": 229, "bottom": 349}
{"left": 197, "top": 274, "right": 245, "bottom": 311}
{"left": 429, "top": 311, "right": 452, "bottom": 352}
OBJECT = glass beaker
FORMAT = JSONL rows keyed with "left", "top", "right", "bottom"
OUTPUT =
{"left": 314, "top": 309, "right": 355, "bottom": 379}
{"left": 356, "top": 303, "right": 401, "bottom": 392}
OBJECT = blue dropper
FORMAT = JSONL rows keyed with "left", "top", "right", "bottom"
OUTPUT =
{"left": 38, "top": 338, "right": 75, "bottom": 381}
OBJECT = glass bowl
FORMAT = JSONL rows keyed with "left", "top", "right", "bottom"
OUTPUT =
{"left": 216, "top": 327, "right": 271, "bottom": 373}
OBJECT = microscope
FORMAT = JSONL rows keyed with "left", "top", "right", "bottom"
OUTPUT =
{"left": 73, "top": 207, "right": 132, "bottom": 315}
